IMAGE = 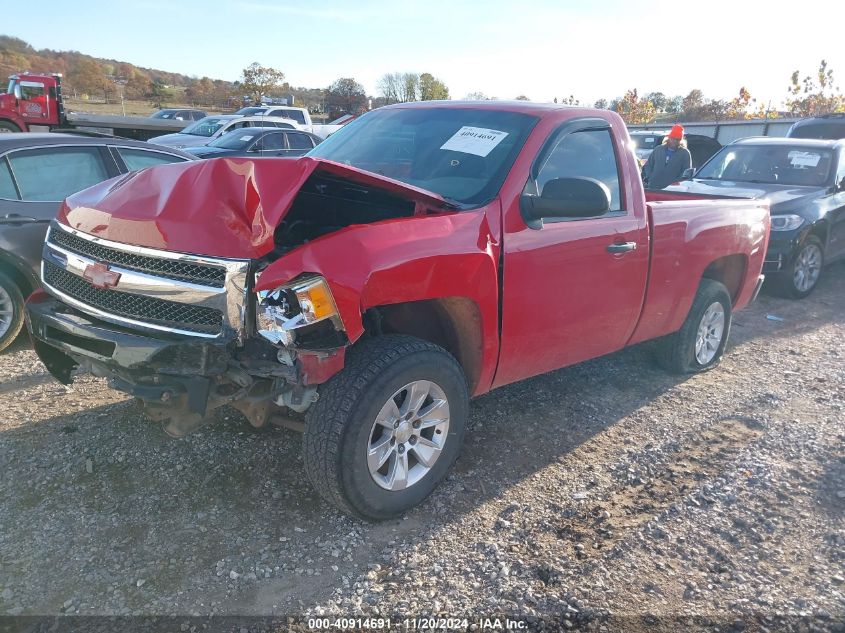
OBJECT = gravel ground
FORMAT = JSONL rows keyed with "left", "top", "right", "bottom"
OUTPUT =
{"left": 0, "top": 268, "right": 843, "bottom": 632}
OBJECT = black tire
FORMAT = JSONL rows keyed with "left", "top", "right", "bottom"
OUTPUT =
{"left": 0, "top": 121, "right": 22, "bottom": 133}
{"left": 769, "top": 235, "right": 824, "bottom": 300}
{"left": 0, "top": 271, "right": 25, "bottom": 352}
{"left": 656, "top": 279, "right": 732, "bottom": 374}
{"left": 303, "top": 335, "right": 469, "bottom": 520}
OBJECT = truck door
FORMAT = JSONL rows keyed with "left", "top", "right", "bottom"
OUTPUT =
{"left": 494, "top": 118, "right": 650, "bottom": 388}
{"left": 16, "top": 80, "right": 51, "bottom": 125}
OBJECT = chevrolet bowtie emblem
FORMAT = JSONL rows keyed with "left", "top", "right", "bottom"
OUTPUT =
{"left": 83, "top": 262, "right": 121, "bottom": 289}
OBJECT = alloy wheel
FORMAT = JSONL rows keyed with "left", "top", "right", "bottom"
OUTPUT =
{"left": 367, "top": 380, "right": 450, "bottom": 491}
{"left": 694, "top": 301, "right": 725, "bottom": 365}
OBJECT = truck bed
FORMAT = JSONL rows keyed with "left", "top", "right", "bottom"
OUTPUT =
{"left": 64, "top": 112, "right": 187, "bottom": 140}
{"left": 628, "top": 194, "right": 770, "bottom": 345}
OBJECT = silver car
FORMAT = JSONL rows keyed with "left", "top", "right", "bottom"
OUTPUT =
{"left": 149, "top": 115, "right": 300, "bottom": 149}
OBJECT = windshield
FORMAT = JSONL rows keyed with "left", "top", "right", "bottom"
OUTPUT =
{"left": 209, "top": 130, "right": 260, "bottom": 150}
{"left": 789, "top": 122, "right": 845, "bottom": 140}
{"left": 235, "top": 107, "right": 265, "bottom": 115}
{"left": 307, "top": 107, "right": 538, "bottom": 206}
{"left": 179, "top": 117, "right": 230, "bottom": 137}
{"left": 151, "top": 110, "right": 177, "bottom": 119}
{"left": 696, "top": 144, "right": 834, "bottom": 186}
{"left": 6, "top": 78, "right": 15, "bottom": 95}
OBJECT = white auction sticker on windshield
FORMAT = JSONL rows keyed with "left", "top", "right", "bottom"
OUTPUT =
{"left": 788, "top": 151, "right": 821, "bottom": 167}
{"left": 239, "top": 135, "right": 255, "bottom": 141}
{"left": 440, "top": 126, "right": 508, "bottom": 157}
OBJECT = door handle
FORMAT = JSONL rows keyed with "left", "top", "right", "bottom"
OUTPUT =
{"left": 0, "top": 214, "right": 39, "bottom": 225}
{"left": 606, "top": 241, "right": 638, "bottom": 254}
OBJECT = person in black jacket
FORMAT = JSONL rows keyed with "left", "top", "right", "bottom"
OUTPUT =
{"left": 641, "top": 124, "right": 692, "bottom": 189}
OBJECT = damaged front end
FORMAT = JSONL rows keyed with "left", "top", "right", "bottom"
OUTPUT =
{"left": 26, "top": 156, "right": 453, "bottom": 436}
{"left": 26, "top": 227, "right": 350, "bottom": 437}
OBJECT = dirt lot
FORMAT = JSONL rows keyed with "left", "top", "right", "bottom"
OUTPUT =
{"left": 0, "top": 269, "right": 843, "bottom": 631}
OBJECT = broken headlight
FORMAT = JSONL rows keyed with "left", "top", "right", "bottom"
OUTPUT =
{"left": 256, "top": 275, "right": 340, "bottom": 346}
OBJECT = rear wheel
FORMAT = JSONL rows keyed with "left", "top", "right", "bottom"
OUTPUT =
{"left": 771, "top": 235, "right": 824, "bottom": 299}
{"left": 0, "top": 272, "right": 25, "bottom": 352}
{"left": 0, "top": 121, "right": 21, "bottom": 133}
{"left": 656, "top": 279, "right": 732, "bottom": 374}
{"left": 303, "top": 335, "right": 469, "bottom": 520}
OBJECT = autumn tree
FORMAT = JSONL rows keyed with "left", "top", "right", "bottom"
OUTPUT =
{"left": 724, "top": 87, "right": 754, "bottom": 120}
{"left": 123, "top": 69, "right": 152, "bottom": 101}
{"left": 614, "top": 89, "right": 656, "bottom": 124}
{"left": 419, "top": 73, "right": 449, "bottom": 100}
{"left": 240, "top": 62, "right": 285, "bottom": 104}
{"left": 786, "top": 59, "right": 845, "bottom": 116}
{"left": 378, "top": 71, "right": 449, "bottom": 103}
{"left": 680, "top": 89, "right": 706, "bottom": 119}
{"left": 324, "top": 77, "right": 367, "bottom": 117}
{"left": 593, "top": 98, "right": 608, "bottom": 109}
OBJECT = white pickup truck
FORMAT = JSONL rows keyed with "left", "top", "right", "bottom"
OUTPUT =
{"left": 235, "top": 105, "right": 348, "bottom": 139}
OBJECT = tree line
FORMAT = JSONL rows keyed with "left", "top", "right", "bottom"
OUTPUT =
{"left": 2, "top": 36, "right": 842, "bottom": 121}
{"left": 597, "top": 61, "right": 843, "bottom": 123}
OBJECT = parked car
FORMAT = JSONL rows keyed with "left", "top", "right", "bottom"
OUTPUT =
{"left": 184, "top": 127, "right": 322, "bottom": 159}
{"left": 234, "top": 105, "right": 307, "bottom": 125}
{"left": 629, "top": 130, "right": 722, "bottom": 169}
{"left": 26, "top": 102, "right": 768, "bottom": 519}
{"left": 667, "top": 137, "right": 845, "bottom": 298}
{"left": 150, "top": 108, "right": 207, "bottom": 122}
{"left": 0, "top": 133, "right": 193, "bottom": 351}
{"left": 787, "top": 113, "right": 845, "bottom": 140}
{"left": 149, "top": 115, "right": 299, "bottom": 148}
{"left": 233, "top": 106, "right": 348, "bottom": 139}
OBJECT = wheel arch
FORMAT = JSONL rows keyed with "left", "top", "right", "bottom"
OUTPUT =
{"left": 0, "top": 118, "right": 25, "bottom": 132}
{"left": 701, "top": 254, "right": 747, "bottom": 305}
{"left": 0, "top": 251, "right": 38, "bottom": 298}
{"left": 367, "top": 297, "right": 485, "bottom": 394}
{"left": 807, "top": 220, "right": 829, "bottom": 247}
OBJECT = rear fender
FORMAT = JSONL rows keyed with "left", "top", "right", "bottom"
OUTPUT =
{"left": 255, "top": 208, "right": 501, "bottom": 394}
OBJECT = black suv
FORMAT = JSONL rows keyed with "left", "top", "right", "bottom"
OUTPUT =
{"left": 0, "top": 133, "right": 193, "bottom": 351}
{"left": 787, "top": 113, "right": 845, "bottom": 140}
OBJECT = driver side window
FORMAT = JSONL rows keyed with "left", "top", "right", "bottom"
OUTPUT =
{"left": 536, "top": 129, "right": 623, "bottom": 212}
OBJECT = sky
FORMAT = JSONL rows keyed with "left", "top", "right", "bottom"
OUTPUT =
{"left": 3, "top": 0, "right": 844, "bottom": 108}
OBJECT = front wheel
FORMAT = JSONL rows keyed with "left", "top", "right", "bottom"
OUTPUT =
{"left": 656, "top": 279, "right": 732, "bottom": 374}
{"left": 303, "top": 335, "right": 469, "bottom": 520}
{"left": 0, "top": 121, "right": 22, "bottom": 133}
{"left": 771, "top": 235, "right": 824, "bottom": 299}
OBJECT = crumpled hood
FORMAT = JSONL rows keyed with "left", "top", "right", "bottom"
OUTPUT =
{"left": 667, "top": 179, "right": 827, "bottom": 213}
{"left": 58, "top": 156, "right": 450, "bottom": 259}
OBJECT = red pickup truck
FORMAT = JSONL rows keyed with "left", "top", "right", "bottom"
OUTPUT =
{"left": 26, "top": 102, "right": 769, "bottom": 519}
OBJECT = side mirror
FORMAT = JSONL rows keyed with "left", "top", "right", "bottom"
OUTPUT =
{"left": 681, "top": 167, "right": 696, "bottom": 179}
{"left": 520, "top": 177, "right": 610, "bottom": 227}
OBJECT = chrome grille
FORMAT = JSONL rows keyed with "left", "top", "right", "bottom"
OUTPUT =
{"left": 49, "top": 228, "right": 226, "bottom": 287}
{"left": 43, "top": 262, "right": 223, "bottom": 335}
